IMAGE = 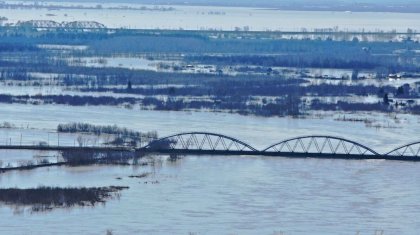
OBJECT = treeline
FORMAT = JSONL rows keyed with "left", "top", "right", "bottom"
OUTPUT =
{"left": 0, "top": 94, "right": 137, "bottom": 106}
{"left": 61, "top": 149, "right": 137, "bottom": 166}
{"left": 0, "top": 90, "right": 418, "bottom": 116}
{"left": 142, "top": 96, "right": 301, "bottom": 116}
{"left": 311, "top": 100, "right": 420, "bottom": 114}
{"left": 188, "top": 54, "right": 418, "bottom": 72}
{"left": 0, "top": 186, "right": 128, "bottom": 212}
{"left": 311, "top": 100, "right": 389, "bottom": 112}
{"left": 57, "top": 122, "right": 157, "bottom": 139}
{"left": 89, "top": 33, "right": 419, "bottom": 54}
{"left": 83, "top": 82, "right": 406, "bottom": 98}
{"left": 0, "top": 93, "right": 301, "bottom": 116}
{"left": 0, "top": 60, "right": 226, "bottom": 86}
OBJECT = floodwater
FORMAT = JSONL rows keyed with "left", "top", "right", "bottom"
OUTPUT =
{"left": 0, "top": 104, "right": 419, "bottom": 234}
{"left": 1, "top": 2, "right": 420, "bottom": 233}
{"left": 0, "top": 103, "right": 418, "bottom": 152}
{"left": 1, "top": 3, "right": 420, "bottom": 31}
{"left": 0, "top": 101, "right": 417, "bottom": 164}
{"left": 1, "top": 156, "right": 420, "bottom": 234}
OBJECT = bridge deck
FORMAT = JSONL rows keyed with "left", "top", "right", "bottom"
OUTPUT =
{"left": 0, "top": 145, "right": 417, "bottom": 162}
{"left": 0, "top": 145, "right": 420, "bottom": 162}
{"left": 141, "top": 149, "right": 420, "bottom": 162}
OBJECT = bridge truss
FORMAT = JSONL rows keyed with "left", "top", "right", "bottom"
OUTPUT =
{"left": 144, "top": 132, "right": 257, "bottom": 152}
{"left": 1, "top": 131, "right": 419, "bottom": 161}
{"left": 386, "top": 142, "right": 420, "bottom": 158}
{"left": 263, "top": 136, "right": 379, "bottom": 157}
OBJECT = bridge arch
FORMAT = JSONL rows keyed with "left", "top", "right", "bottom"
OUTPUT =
{"left": 385, "top": 142, "right": 420, "bottom": 157}
{"left": 263, "top": 136, "right": 379, "bottom": 156}
{"left": 143, "top": 132, "right": 257, "bottom": 152}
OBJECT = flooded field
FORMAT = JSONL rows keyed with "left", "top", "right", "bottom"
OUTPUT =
{"left": 0, "top": 104, "right": 418, "bottom": 152}
{"left": 1, "top": 3, "right": 420, "bottom": 31}
{"left": 1, "top": 1, "right": 420, "bottom": 233}
{"left": 0, "top": 86, "right": 419, "bottom": 234}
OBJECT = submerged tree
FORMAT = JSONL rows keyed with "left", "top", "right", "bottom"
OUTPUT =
{"left": 127, "top": 81, "right": 132, "bottom": 91}
{"left": 383, "top": 93, "right": 389, "bottom": 105}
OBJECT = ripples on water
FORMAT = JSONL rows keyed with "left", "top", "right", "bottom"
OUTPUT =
{"left": 0, "top": 156, "right": 419, "bottom": 234}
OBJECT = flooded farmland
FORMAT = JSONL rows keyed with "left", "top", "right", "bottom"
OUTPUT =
{"left": 1, "top": 0, "right": 420, "bottom": 234}
{"left": 0, "top": 3, "right": 420, "bottom": 31}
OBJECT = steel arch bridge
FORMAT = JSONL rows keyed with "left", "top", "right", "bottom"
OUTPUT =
{"left": 1, "top": 131, "right": 420, "bottom": 162}
{"left": 262, "top": 136, "right": 379, "bottom": 158}
{"left": 143, "top": 132, "right": 257, "bottom": 155}
{"left": 386, "top": 142, "right": 420, "bottom": 158}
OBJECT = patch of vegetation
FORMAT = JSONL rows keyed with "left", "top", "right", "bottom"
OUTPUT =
{"left": 61, "top": 149, "right": 137, "bottom": 166}
{"left": 0, "top": 121, "right": 14, "bottom": 129}
{"left": 0, "top": 186, "right": 129, "bottom": 212}
{"left": 58, "top": 123, "right": 143, "bottom": 137}
{"left": 128, "top": 173, "right": 150, "bottom": 178}
{"left": 58, "top": 122, "right": 158, "bottom": 147}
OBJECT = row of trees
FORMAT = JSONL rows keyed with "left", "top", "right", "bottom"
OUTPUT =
{"left": 57, "top": 123, "right": 158, "bottom": 147}
{"left": 87, "top": 81, "right": 418, "bottom": 99}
